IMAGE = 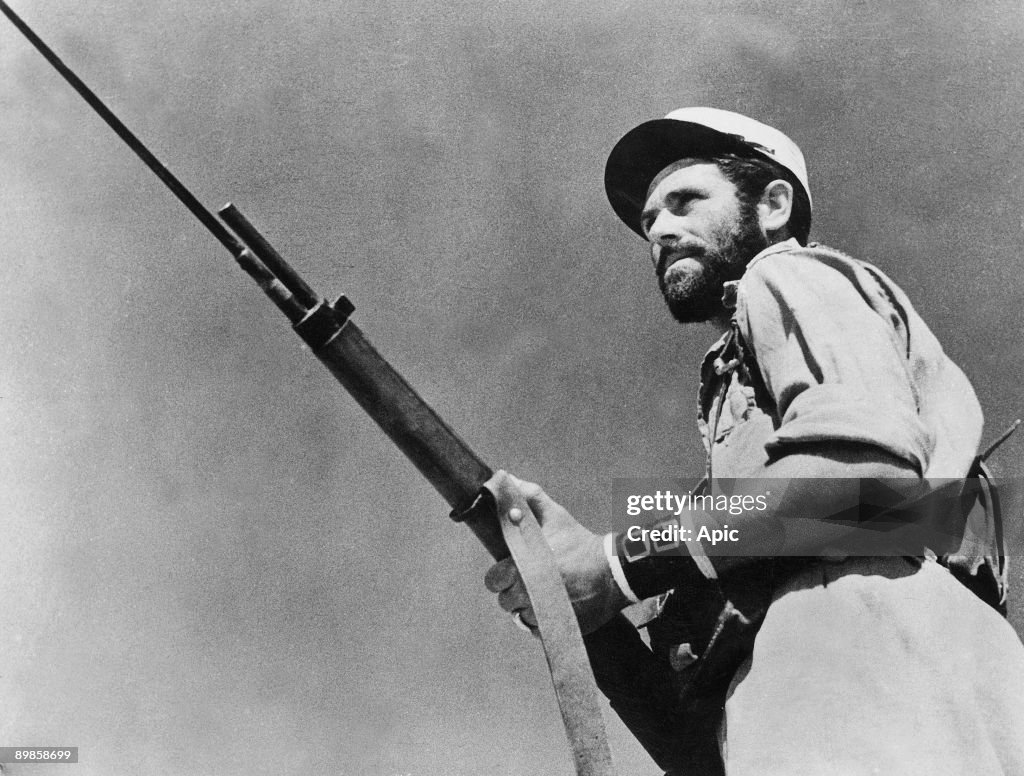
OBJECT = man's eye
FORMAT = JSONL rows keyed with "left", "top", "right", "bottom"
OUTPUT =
{"left": 669, "top": 194, "right": 697, "bottom": 213}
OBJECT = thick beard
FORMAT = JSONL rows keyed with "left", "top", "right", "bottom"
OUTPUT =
{"left": 658, "top": 203, "right": 768, "bottom": 324}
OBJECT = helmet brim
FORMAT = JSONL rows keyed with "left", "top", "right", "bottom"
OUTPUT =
{"left": 604, "top": 118, "right": 763, "bottom": 239}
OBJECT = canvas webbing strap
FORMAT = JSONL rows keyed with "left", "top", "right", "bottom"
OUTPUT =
{"left": 489, "top": 474, "right": 616, "bottom": 776}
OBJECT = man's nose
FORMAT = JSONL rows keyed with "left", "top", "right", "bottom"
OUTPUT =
{"left": 646, "top": 209, "right": 682, "bottom": 247}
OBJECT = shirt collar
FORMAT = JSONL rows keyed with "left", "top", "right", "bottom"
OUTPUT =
{"left": 721, "top": 238, "right": 801, "bottom": 311}
{"left": 746, "top": 236, "right": 801, "bottom": 272}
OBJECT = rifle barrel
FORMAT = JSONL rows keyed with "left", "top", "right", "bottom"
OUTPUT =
{"left": 220, "top": 204, "right": 320, "bottom": 309}
{"left": 0, "top": 0, "right": 244, "bottom": 257}
{"left": 235, "top": 249, "right": 308, "bottom": 323}
{"left": 2, "top": 0, "right": 504, "bottom": 557}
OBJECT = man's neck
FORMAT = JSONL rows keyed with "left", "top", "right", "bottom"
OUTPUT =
{"left": 703, "top": 238, "right": 802, "bottom": 333}
{"left": 708, "top": 314, "right": 732, "bottom": 334}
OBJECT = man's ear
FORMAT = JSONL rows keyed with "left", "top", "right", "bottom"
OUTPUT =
{"left": 757, "top": 179, "right": 794, "bottom": 236}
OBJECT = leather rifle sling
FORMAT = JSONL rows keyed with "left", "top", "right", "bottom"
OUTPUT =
{"left": 488, "top": 472, "right": 616, "bottom": 776}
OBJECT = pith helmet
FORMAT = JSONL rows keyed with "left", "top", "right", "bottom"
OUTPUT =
{"left": 605, "top": 107, "right": 811, "bottom": 238}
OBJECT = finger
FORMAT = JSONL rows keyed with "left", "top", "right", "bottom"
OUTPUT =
{"left": 497, "top": 576, "right": 531, "bottom": 614}
{"left": 484, "top": 558, "right": 518, "bottom": 593}
{"left": 508, "top": 474, "right": 561, "bottom": 524}
{"left": 514, "top": 608, "right": 538, "bottom": 629}
{"left": 508, "top": 473, "right": 543, "bottom": 500}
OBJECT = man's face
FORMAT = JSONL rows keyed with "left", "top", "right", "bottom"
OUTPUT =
{"left": 640, "top": 160, "right": 768, "bottom": 323}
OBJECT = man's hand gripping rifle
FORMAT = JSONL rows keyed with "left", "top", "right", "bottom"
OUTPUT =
{"left": 219, "top": 207, "right": 632, "bottom": 776}
{"left": 0, "top": 4, "right": 633, "bottom": 773}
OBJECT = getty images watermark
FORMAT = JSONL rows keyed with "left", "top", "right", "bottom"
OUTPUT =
{"left": 610, "top": 477, "right": 1024, "bottom": 558}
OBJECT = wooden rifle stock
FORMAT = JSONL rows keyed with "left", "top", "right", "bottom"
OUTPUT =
{"left": 220, "top": 205, "right": 692, "bottom": 771}
{"left": 218, "top": 205, "right": 507, "bottom": 560}
{"left": 0, "top": 4, "right": 712, "bottom": 766}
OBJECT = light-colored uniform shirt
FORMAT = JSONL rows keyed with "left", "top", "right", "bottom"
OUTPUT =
{"left": 706, "top": 240, "right": 1024, "bottom": 775}
{"left": 700, "top": 238, "right": 981, "bottom": 481}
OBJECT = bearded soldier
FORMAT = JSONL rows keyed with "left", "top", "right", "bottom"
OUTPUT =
{"left": 485, "top": 108, "right": 1024, "bottom": 774}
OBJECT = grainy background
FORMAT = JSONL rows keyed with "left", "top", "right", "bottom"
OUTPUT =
{"left": 1, "top": 1, "right": 1022, "bottom": 774}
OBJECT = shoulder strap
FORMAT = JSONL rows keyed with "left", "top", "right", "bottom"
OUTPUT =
{"left": 487, "top": 472, "right": 617, "bottom": 776}
{"left": 975, "top": 458, "right": 1009, "bottom": 609}
{"left": 944, "top": 419, "right": 1020, "bottom": 615}
{"left": 972, "top": 419, "right": 1020, "bottom": 609}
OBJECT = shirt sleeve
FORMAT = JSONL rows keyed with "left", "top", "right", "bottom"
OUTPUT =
{"left": 736, "top": 249, "right": 933, "bottom": 473}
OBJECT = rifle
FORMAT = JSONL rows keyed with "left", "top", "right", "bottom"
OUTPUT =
{"left": 2, "top": 4, "right": 691, "bottom": 774}
{"left": 0, "top": 1, "right": 501, "bottom": 552}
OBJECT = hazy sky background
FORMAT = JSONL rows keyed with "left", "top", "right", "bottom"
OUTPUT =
{"left": 2, "top": 1, "right": 1023, "bottom": 774}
